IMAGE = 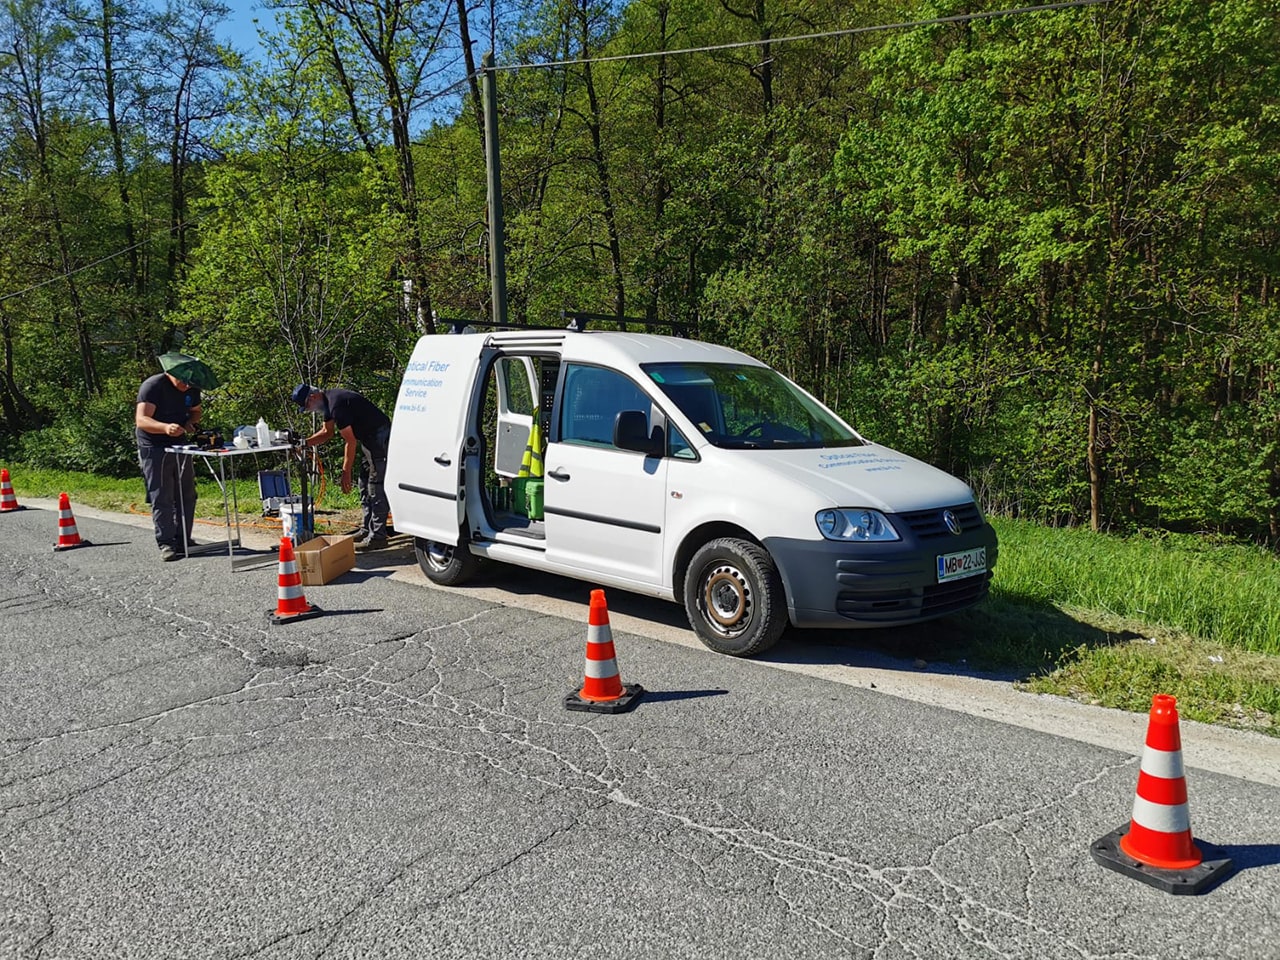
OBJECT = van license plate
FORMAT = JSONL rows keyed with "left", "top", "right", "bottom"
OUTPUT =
{"left": 937, "top": 547, "right": 987, "bottom": 583}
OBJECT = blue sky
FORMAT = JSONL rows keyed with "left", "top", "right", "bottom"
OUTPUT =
{"left": 214, "top": 0, "right": 277, "bottom": 59}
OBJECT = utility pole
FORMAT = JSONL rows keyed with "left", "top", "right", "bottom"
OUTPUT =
{"left": 482, "top": 52, "right": 508, "bottom": 327}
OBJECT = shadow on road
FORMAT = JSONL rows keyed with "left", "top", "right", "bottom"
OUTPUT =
{"left": 639, "top": 688, "right": 730, "bottom": 703}
{"left": 764, "top": 596, "right": 1119, "bottom": 684}
{"left": 362, "top": 542, "right": 1119, "bottom": 684}
{"left": 1217, "top": 842, "right": 1280, "bottom": 873}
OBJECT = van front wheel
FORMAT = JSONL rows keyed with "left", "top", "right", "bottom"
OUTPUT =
{"left": 683, "top": 538, "right": 786, "bottom": 657}
{"left": 414, "top": 538, "right": 480, "bottom": 586}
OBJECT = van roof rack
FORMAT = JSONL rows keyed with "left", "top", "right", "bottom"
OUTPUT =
{"left": 436, "top": 311, "right": 690, "bottom": 337}
{"left": 560, "top": 310, "right": 689, "bottom": 337}
{"left": 436, "top": 315, "right": 543, "bottom": 335}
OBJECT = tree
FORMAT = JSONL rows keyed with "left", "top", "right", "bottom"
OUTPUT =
{"left": 836, "top": 0, "right": 1280, "bottom": 534}
{"left": 0, "top": 0, "right": 100, "bottom": 395}
{"left": 173, "top": 30, "right": 405, "bottom": 428}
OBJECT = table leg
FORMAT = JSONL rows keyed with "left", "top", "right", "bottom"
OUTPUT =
{"left": 176, "top": 452, "right": 190, "bottom": 558}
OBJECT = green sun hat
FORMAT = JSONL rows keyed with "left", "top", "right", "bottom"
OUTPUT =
{"left": 158, "top": 352, "right": 220, "bottom": 390}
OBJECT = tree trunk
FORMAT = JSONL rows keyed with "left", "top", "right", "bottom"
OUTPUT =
{"left": 646, "top": 0, "right": 670, "bottom": 322}
{"left": 0, "top": 310, "right": 42, "bottom": 429}
{"left": 99, "top": 0, "right": 142, "bottom": 298}
{"left": 455, "top": 0, "right": 485, "bottom": 150}
{"left": 576, "top": 3, "right": 624, "bottom": 319}
{"left": 1087, "top": 309, "right": 1109, "bottom": 532}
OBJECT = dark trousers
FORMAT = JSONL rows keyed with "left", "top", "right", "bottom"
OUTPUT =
{"left": 359, "top": 426, "right": 391, "bottom": 539}
{"left": 138, "top": 446, "right": 196, "bottom": 548}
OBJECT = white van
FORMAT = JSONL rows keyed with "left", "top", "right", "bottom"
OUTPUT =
{"left": 385, "top": 328, "right": 997, "bottom": 657}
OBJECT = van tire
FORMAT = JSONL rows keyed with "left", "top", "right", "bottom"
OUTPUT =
{"left": 683, "top": 538, "right": 786, "bottom": 657}
{"left": 415, "top": 538, "right": 480, "bottom": 586}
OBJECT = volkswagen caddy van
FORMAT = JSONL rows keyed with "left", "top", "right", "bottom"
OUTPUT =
{"left": 385, "top": 328, "right": 997, "bottom": 657}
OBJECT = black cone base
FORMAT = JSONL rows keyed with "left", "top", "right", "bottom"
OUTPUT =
{"left": 268, "top": 604, "right": 323, "bottom": 625}
{"left": 565, "top": 683, "right": 644, "bottom": 714}
{"left": 1091, "top": 825, "right": 1234, "bottom": 895}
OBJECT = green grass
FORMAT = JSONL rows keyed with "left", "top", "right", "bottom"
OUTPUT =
{"left": 984, "top": 517, "right": 1280, "bottom": 735}
{"left": 1, "top": 461, "right": 361, "bottom": 526}
{"left": 4, "top": 463, "right": 1278, "bottom": 734}
{"left": 990, "top": 519, "right": 1280, "bottom": 656}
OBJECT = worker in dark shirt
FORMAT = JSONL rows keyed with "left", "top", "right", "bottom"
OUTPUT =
{"left": 136, "top": 370, "right": 202, "bottom": 561}
{"left": 292, "top": 383, "right": 392, "bottom": 549}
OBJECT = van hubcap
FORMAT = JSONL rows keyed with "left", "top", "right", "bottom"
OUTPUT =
{"left": 426, "top": 542, "right": 454, "bottom": 570}
{"left": 702, "top": 563, "right": 751, "bottom": 634}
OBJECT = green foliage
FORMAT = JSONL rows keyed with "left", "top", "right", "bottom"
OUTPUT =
{"left": 2, "top": 0, "right": 1280, "bottom": 547}
{"left": 16, "top": 374, "right": 142, "bottom": 477}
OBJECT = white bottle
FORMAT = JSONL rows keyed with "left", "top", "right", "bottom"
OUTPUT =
{"left": 256, "top": 416, "right": 270, "bottom": 447}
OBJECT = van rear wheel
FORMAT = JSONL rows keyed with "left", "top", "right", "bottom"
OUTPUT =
{"left": 683, "top": 537, "right": 786, "bottom": 657}
{"left": 414, "top": 538, "right": 480, "bottom": 586}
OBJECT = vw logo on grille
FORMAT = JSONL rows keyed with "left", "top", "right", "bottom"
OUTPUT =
{"left": 943, "top": 509, "right": 963, "bottom": 535}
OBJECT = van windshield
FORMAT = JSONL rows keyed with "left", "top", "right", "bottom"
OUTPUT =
{"left": 643, "top": 362, "right": 865, "bottom": 449}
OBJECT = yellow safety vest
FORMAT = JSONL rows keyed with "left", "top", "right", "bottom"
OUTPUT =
{"left": 518, "top": 422, "right": 544, "bottom": 478}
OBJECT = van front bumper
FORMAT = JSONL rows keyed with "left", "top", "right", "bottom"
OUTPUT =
{"left": 764, "top": 516, "right": 998, "bottom": 629}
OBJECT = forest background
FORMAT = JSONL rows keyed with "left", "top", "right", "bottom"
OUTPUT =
{"left": 1, "top": 0, "right": 1277, "bottom": 545}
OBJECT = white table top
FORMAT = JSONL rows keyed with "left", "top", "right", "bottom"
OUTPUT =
{"left": 167, "top": 442, "right": 297, "bottom": 457}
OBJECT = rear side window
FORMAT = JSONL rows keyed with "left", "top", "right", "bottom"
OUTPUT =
{"left": 560, "top": 365, "right": 652, "bottom": 447}
{"left": 498, "top": 357, "right": 536, "bottom": 416}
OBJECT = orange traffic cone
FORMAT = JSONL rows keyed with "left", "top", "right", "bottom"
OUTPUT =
{"left": 564, "top": 589, "right": 643, "bottom": 714}
{"left": 0, "top": 468, "right": 23, "bottom": 512}
{"left": 267, "top": 537, "right": 322, "bottom": 623}
{"left": 52, "top": 493, "right": 91, "bottom": 550}
{"left": 1091, "top": 694, "right": 1233, "bottom": 894}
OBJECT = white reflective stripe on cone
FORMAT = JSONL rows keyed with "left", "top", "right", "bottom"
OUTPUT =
{"left": 583, "top": 657, "right": 620, "bottom": 680}
{"left": 1130, "top": 794, "right": 1191, "bottom": 834}
{"left": 60, "top": 524, "right": 79, "bottom": 535}
{"left": 278, "top": 584, "right": 305, "bottom": 600}
{"left": 586, "top": 624, "right": 609, "bottom": 643}
{"left": 278, "top": 560, "right": 299, "bottom": 575}
{"left": 1139, "top": 746, "right": 1185, "bottom": 780}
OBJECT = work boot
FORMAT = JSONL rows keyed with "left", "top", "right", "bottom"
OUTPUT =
{"left": 159, "top": 544, "right": 181, "bottom": 562}
{"left": 353, "top": 534, "right": 388, "bottom": 551}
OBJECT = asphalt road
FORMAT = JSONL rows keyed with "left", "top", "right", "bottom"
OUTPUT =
{"left": 2, "top": 502, "right": 1279, "bottom": 959}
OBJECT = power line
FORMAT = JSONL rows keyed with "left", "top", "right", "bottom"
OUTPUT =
{"left": 487, "top": 0, "right": 1112, "bottom": 73}
{"left": 0, "top": 66, "right": 481, "bottom": 310}
{"left": 0, "top": 0, "right": 1111, "bottom": 309}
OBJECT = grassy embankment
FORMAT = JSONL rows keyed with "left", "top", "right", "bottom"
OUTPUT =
{"left": 4, "top": 463, "right": 363, "bottom": 533}
{"left": 5, "top": 463, "right": 1278, "bottom": 735}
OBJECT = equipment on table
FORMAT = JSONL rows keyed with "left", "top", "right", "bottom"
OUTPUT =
{"left": 191, "top": 429, "right": 223, "bottom": 450}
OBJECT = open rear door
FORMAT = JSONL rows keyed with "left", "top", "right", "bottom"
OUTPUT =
{"left": 494, "top": 356, "right": 539, "bottom": 477}
{"left": 385, "top": 335, "right": 484, "bottom": 545}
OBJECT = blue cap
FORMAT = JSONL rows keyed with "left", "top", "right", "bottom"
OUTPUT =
{"left": 291, "top": 383, "right": 315, "bottom": 408}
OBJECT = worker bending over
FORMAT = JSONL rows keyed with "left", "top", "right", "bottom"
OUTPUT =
{"left": 292, "top": 383, "right": 392, "bottom": 549}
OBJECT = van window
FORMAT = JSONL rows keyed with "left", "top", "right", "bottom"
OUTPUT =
{"left": 644, "top": 361, "right": 864, "bottom": 449}
{"left": 560, "top": 365, "right": 652, "bottom": 447}
{"left": 499, "top": 357, "right": 535, "bottom": 416}
{"left": 668, "top": 424, "right": 696, "bottom": 460}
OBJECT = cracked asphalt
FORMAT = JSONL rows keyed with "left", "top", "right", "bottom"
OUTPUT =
{"left": 1, "top": 505, "right": 1278, "bottom": 959}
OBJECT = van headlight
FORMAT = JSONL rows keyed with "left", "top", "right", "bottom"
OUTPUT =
{"left": 815, "top": 508, "right": 900, "bottom": 542}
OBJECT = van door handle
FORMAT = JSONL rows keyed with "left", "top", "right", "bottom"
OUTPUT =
{"left": 547, "top": 468, "right": 570, "bottom": 481}
{"left": 434, "top": 454, "right": 452, "bottom": 466}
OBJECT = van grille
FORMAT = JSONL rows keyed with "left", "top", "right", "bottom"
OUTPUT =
{"left": 835, "top": 572, "right": 991, "bottom": 622}
{"left": 898, "top": 502, "right": 983, "bottom": 540}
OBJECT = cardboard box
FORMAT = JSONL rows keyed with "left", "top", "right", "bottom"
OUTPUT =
{"left": 295, "top": 535, "right": 356, "bottom": 585}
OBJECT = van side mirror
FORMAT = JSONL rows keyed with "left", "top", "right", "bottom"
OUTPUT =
{"left": 614, "top": 410, "right": 660, "bottom": 457}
